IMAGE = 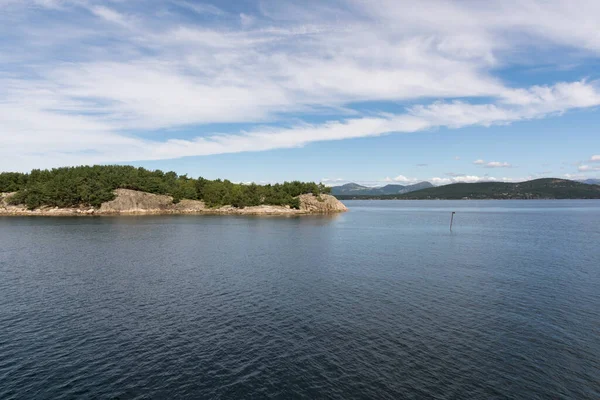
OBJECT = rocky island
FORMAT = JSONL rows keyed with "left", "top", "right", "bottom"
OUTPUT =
{"left": 333, "top": 179, "right": 600, "bottom": 200}
{"left": 0, "top": 166, "right": 347, "bottom": 216}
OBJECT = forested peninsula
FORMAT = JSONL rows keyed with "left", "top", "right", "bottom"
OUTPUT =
{"left": 0, "top": 166, "right": 347, "bottom": 216}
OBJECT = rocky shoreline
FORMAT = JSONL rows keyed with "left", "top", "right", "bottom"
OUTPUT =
{"left": 0, "top": 189, "right": 347, "bottom": 216}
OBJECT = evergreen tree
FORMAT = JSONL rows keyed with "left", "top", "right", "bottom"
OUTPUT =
{"left": 1, "top": 165, "right": 328, "bottom": 210}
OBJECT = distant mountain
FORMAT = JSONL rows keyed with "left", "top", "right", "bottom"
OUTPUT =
{"left": 331, "top": 181, "right": 434, "bottom": 197}
{"left": 580, "top": 179, "right": 600, "bottom": 185}
{"left": 395, "top": 181, "right": 435, "bottom": 193}
{"left": 376, "top": 184, "right": 406, "bottom": 195}
{"left": 330, "top": 183, "right": 370, "bottom": 195}
{"left": 393, "top": 178, "right": 600, "bottom": 200}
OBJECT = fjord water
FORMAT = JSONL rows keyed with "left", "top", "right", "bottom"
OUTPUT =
{"left": 1, "top": 200, "right": 599, "bottom": 399}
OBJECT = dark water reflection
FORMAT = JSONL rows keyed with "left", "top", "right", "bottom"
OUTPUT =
{"left": 1, "top": 200, "right": 599, "bottom": 399}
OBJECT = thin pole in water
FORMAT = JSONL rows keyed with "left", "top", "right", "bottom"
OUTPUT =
{"left": 450, "top": 211, "right": 456, "bottom": 231}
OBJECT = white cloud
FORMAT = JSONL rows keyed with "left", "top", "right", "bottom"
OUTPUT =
{"left": 173, "top": 1, "right": 226, "bottom": 16}
{"left": 1, "top": 80, "right": 599, "bottom": 171}
{"left": 578, "top": 165, "right": 600, "bottom": 172}
{"left": 384, "top": 175, "right": 420, "bottom": 184}
{"left": 473, "top": 159, "right": 513, "bottom": 168}
{"left": 431, "top": 176, "right": 485, "bottom": 185}
{"left": 1, "top": 1, "right": 600, "bottom": 171}
{"left": 352, "top": 0, "right": 600, "bottom": 54}
{"left": 89, "top": 6, "right": 131, "bottom": 28}
{"left": 321, "top": 178, "right": 346, "bottom": 185}
{"left": 484, "top": 161, "right": 512, "bottom": 168}
{"left": 591, "top": 155, "right": 600, "bottom": 162}
{"left": 240, "top": 13, "right": 256, "bottom": 28}
{"left": 564, "top": 173, "right": 588, "bottom": 180}
{"left": 501, "top": 81, "right": 600, "bottom": 109}
{"left": 0, "top": 0, "right": 68, "bottom": 9}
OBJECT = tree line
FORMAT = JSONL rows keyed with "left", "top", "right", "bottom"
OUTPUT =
{"left": 0, "top": 165, "right": 331, "bottom": 209}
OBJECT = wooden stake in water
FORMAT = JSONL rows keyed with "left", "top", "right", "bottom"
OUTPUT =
{"left": 450, "top": 212, "right": 456, "bottom": 231}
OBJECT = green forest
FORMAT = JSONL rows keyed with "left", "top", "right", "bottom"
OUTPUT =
{"left": 0, "top": 165, "right": 330, "bottom": 210}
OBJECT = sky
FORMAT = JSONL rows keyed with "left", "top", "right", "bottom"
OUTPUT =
{"left": 1, "top": 0, "right": 600, "bottom": 186}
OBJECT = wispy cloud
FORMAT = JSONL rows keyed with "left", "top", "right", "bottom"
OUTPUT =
{"left": 564, "top": 173, "right": 588, "bottom": 180}
{"left": 384, "top": 175, "right": 420, "bottom": 184}
{"left": 1, "top": 0, "right": 600, "bottom": 171}
{"left": 89, "top": 6, "right": 132, "bottom": 28}
{"left": 473, "top": 159, "right": 513, "bottom": 168}
{"left": 173, "top": 1, "right": 226, "bottom": 16}
{"left": 321, "top": 178, "right": 346, "bottom": 184}
{"left": 1, "top": 77, "right": 598, "bottom": 171}
{"left": 484, "top": 161, "right": 512, "bottom": 168}
{"left": 578, "top": 165, "right": 600, "bottom": 172}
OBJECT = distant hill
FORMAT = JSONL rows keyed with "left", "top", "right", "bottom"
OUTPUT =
{"left": 331, "top": 181, "right": 433, "bottom": 197}
{"left": 379, "top": 182, "right": 435, "bottom": 194}
{"left": 581, "top": 179, "right": 600, "bottom": 185}
{"left": 391, "top": 178, "right": 600, "bottom": 200}
{"left": 330, "top": 183, "right": 370, "bottom": 195}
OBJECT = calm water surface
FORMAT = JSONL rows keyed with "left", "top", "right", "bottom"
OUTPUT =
{"left": 1, "top": 200, "right": 599, "bottom": 399}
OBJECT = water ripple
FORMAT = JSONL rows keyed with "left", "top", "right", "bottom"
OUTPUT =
{"left": 1, "top": 203, "right": 600, "bottom": 398}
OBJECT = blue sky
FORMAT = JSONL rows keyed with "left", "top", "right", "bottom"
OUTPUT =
{"left": 1, "top": 0, "right": 599, "bottom": 185}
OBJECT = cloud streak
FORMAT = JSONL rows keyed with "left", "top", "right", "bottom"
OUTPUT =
{"left": 1, "top": 80, "right": 599, "bottom": 171}
{"left": 1, "top": 1, "right": 600, "bottom": 171}
{"left": 473, "top": 159, "right": 514, "bottom": 168}
{"left": 578, "top": 165, "right": 600, "bottom": 172}
{"left": 484, "top": 162, "right": 513, "bottom": 168}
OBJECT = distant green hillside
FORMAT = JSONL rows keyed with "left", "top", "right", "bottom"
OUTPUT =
{"left": 581, "top": 179, "right": 600, "bottom": 185}
{"left": 391, "top": 179, "right": 600, "bottom": 200}
{"left": 331, "top": 183, "right": 370, "bottom": 195}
